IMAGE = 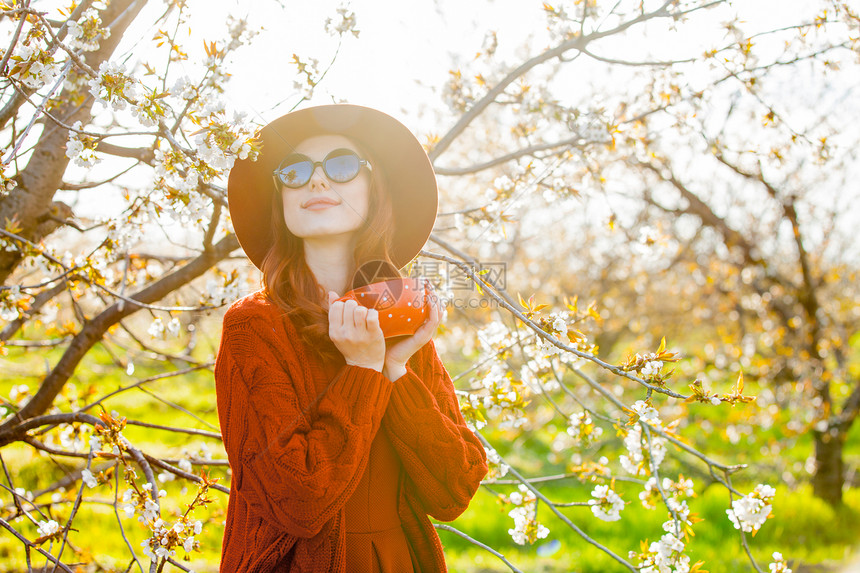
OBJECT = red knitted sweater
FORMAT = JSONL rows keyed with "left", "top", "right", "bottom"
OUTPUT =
{"left": 214, "top": 291, "right": 488, "bottom": 572}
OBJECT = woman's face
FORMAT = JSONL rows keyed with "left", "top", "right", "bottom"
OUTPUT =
{"left": 279, "top": 134, "right": 371, "bottom": 242}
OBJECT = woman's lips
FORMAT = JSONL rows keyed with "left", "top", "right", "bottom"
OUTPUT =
{"left": 303, "top": 200, "right": 339, "bottom": 210}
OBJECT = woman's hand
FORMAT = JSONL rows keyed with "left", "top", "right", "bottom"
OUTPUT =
{"left": 328, "top": 291, "right": 386, "bottom": 372}
{"left": 383, "top": 285, "right": 443, "bottom": 377}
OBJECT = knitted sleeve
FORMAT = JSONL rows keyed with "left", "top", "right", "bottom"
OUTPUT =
{"left": 381, "top": 339, "right": 488, "bottom": 521}
{"left": 215, "top": 312, "right": 393, "bottom": 539}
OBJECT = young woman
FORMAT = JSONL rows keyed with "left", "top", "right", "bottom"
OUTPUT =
{"left": 215, "top": 105, "right": 488, "bottom": 572}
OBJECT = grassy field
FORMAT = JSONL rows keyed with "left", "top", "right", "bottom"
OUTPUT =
{"left": 2, "top": 326, "right": 859, "bottom": 572}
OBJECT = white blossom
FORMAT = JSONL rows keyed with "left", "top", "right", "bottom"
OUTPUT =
{"left": 81, "top": 468, "right": 97, "bottom": 488}
{"left": 641, "top": 359, "right": 663, "bottom": 378}
{"left": 590, "top": 484, "right": 625, "bottom": 521}
{"left": 65, "top": 122, "right": 100, "bottom": 167}
{"left": 507, "top": 503, "right": 549, "bottom": 545}
{"left": 567, "top": 411, "right": 603, "bottom": 445}
{"left": 769, "top": 552, "right": 792, "bottom": 573}
{"left": 37, "top": 519, "right": 61, "bottom": 537}
{"left": 148, "top": 317, "right": 165, "bottom": 338}
{"left": 66, "top": 8, "right": 110, "bottom": 51}
{"left": 620, "top": 423, "right": 667, "bottom": 476}
{"left": 10, "top": 43, "right": 64, "bottom": 89}
{"left": 727, "top": 484, "right": 775, "bottom": 533}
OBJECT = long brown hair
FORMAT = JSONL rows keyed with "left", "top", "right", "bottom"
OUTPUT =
{"left": 260, "top": 142, "right": 398, "bottom": 362}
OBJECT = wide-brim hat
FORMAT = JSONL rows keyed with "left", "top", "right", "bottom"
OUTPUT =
{"left": 227, "top": 104, "right": 438, "bottom": 270}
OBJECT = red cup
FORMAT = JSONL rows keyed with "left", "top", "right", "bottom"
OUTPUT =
{"left": 337, "top": 278, "right": 430, "bottom": 338}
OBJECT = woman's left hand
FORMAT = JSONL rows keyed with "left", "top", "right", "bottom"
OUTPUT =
{"left": 384, "top": 285, "right": 443, "bottom": 370}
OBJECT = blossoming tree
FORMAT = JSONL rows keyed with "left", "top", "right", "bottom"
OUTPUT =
{"left": 0, "top": 1, "right": 857, "bottom": 572}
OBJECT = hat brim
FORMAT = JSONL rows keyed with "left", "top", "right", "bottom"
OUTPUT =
{"left": 227, "top": 104, "right": 438, "bottom": 270}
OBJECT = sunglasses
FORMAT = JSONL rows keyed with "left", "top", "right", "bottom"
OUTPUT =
{"left": 273, "top": 148, "right": 371, "bottom": 189}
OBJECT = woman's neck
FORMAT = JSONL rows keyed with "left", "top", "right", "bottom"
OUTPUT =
{"left": 303, "top": 238, "right": 355, "bottom": 300}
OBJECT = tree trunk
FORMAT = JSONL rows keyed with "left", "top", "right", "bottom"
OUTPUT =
{"left": 812, "top": 427, "right": 845, "bottom": 506}
{"left": 0, "top": 0, "right": 149, "bottom": 283}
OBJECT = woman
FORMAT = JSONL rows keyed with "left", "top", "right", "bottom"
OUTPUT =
{"left": 215, "top": 104, "right": 488, "bottom": 572}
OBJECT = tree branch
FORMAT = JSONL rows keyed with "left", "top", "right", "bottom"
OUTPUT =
{"left": 428, "top": 0, "right": 675, "bottom": 161}
{"left": 0, "top": 233, "right": 239, "bottom": 443}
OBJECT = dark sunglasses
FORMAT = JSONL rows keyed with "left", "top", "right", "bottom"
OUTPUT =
{"left": 273, "top": 148, "right": 371, "bottom": 189}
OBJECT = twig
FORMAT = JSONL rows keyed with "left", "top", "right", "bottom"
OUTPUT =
{"left": 434, "top": 523, "right": 524, "bottom": 573}
{"left": 113, "top": 463, "right": 144, "bottom": 573}
{"left": 476, "top": 432, "right": 637, "bottom": 571}
{"left": 0, "top": 516, "right": 74, "bottom": 573}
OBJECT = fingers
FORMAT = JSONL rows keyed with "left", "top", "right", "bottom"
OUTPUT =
{"left": 328, "top": 296, "right": 381, "bottom": 336}
{"left": 353, "top": 303, "right": 367, "bottom": 328}
{"left": 328, "top": 291, "right": 344, "bottom": 326}
{"left": 328, "top": 294, "right": 385, "bottom": 369}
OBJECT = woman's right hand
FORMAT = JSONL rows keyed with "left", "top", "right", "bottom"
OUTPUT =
{"left": 327, "top": 291, "right": 386, "bottom": 372}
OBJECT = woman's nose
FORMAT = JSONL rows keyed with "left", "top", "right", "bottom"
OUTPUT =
{"left": 308, "top": 165, "right": 329, "bottom": 190}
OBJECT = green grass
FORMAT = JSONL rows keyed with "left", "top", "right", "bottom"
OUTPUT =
{"left": 2, "top": 326, "right": 860, "bottom": 572}
{"left": 435, "top": 482, "right": 860, "bottom": 573}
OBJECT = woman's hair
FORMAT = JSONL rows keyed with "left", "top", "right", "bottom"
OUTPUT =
{"left": 260, "top": 140, "right": 398, "bottom": 362}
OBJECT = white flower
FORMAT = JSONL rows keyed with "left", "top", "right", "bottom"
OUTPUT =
{"left": 755, "top": 484, "right": 776, "bottom": 500}
{"left": 590, "top": 484, "right": 625, "bottom": 521}
{"left": 710, "top": 396, "right": 721, "bottom": 406}
{"left": 727, "top": 484, "right": 775, "bottom": 534}
{"left": 65, "top": 121, "right": 101, "bottom": 168}
{"left": 183, "top": 535, "right": 195, "bottom": 552}
{"left": 81, "top": 469, "right": 97, "bottom": 488}
{"left": 620, "top": 424, "right": 667, "bottom": 476}
{"left": 630, "top": 400, "right": 661, "bottom": 424}
{"left": 37, "top": 519, "right": 60, "bottom": 537}
{"left": 769, "top": 552, "right": 792, "bottom": 573}
{"left": 551, "top": 314, "right": 568, "bottom": 335}
{"left": 178, "top": 458, "right": 193, "bottom": 473}
{"left": 641, "top": 360, "right": 663, "bottom": 378}
{"left": 67, "top": 9, "right": 109, "bottom": 51}
{"left": 567, "top": 411, "right": 603, "bottom": 445}
{"left": 507, "top": 503, "right": 549, "bottom": 545}
{"left": 166, "top": 317, "right": 181, "bottom": 337}
{"left": 148, "top": 317, "right": 165, "bottom": 338}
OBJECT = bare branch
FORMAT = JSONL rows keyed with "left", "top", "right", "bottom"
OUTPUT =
{"left": 434, "top": 523, "right": 524, "bottom": 573}
{"left": 0, "top": 233, "right": 239, "bottom": 443}
{"left": 429, "top": 0, "right": 676, "bottom": 161}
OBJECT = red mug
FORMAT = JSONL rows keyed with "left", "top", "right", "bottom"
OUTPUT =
{"left": 337, "top": 278, "right": 431, "bottom": 338}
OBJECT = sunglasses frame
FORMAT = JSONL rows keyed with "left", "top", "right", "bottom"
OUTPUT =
{"left": 272, "top": 148, "right": 371, "bottom": 189}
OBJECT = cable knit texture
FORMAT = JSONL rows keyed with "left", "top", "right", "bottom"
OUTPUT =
{"left": 214, "top": 290, "right": 488, "bottom": 572}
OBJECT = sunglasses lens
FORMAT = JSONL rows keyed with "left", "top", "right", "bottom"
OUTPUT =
{"left": 324, "top": 152, "right": 361, "bottom": 182}
{"left": 278, "top": 157, "right": 313, "bottom": 188}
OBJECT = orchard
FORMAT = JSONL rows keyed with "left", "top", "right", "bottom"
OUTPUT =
{"left": 1, "top": 1, "right": 858, "bottom": 572}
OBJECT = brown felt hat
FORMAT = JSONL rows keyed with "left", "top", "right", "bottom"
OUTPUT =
{"left": 227, "top": 104, "right": 438, "bottom": 270}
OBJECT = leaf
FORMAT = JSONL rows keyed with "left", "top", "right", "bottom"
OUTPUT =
{"left": 5, "top": 214, "right": 23, "bottom": 235}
